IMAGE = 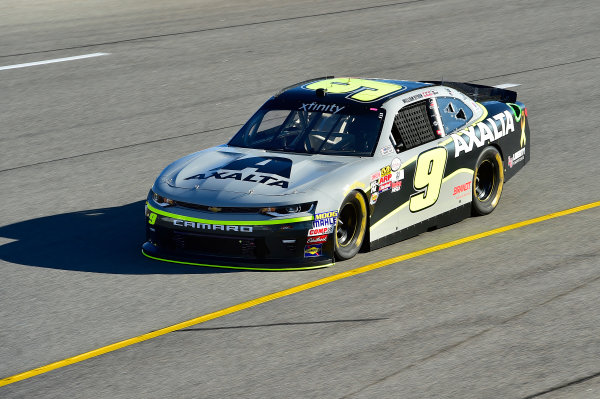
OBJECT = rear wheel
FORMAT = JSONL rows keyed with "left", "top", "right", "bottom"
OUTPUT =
{"left": 472, "top": 146, "right": 504, "bottom": 215}
{"left": 334, "top": 191, "right": 367, "bottom": 260}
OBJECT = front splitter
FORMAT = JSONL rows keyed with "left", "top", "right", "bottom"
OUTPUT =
{"left": 141, "top": 242, "right": 333, "bottom": 271}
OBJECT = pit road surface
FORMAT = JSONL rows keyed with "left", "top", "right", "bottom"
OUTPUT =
{"left": 1, "top": 0, "right": 600, "bottom": 397}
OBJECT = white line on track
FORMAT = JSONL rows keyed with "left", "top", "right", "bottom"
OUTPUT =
{"left": 0, "top": 52, "right": 109, "bottom": 71}
{"left": 493, "top": 83, "right": 521, "bottom": 89}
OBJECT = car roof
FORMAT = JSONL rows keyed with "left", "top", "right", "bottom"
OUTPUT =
{"left": 269, "top": 77, "right": 432, "bottom": 111}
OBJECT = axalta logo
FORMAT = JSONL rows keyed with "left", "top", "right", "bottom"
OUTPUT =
{"left": 173, "top": 219, "right": 253, "bottom": 232}
{"left": 185, "top": 156, "right": 292, "bottom": 188}
{"left": 451, "top": 111, "right": 515, "bottom": 157}
{"left": 299, "top": 102, "right": 345, "bottom": 114}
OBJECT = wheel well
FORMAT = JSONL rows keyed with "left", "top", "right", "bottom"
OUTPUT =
{"left": 355, "top": 189, "right": 371, "bottom": 252}
{"left": 489, "top": 143, "right": 503, "bottom": 162}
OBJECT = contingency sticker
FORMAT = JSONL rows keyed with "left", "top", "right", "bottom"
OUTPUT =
{"left": 370, "top": 192, "right": 379, "bottom": 205}
{"left": 308, "top": 226, "right": 334, "bottom": 237}
{"left": 307, "top": 235, "right": 328, "bottom": 244}
{"left": 304, "top": 244, "right": 322, "bottom": 257}
{"left": 312, "top": 211, "right": 338, "bottom": 228}
{"left": 380, "top": 145, "right": 394, "bottom": 156}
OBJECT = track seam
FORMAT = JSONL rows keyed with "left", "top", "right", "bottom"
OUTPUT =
{"left": 1, "top": 200, "right": 599, "bottom": 388}
{"left": 522, "top": 372, "right": 600, "bottom": 398}
{"left": 341, "top": 272, "right": 600, "bottom": 398}
{"left": 471, "top": 55, "right": 600, "bottom": 82}
{"left": 2, "top": 54, "right": 598, "bottom": 174}
{"left": 0, "top": 123, "right": 243, "bottom": 173}
{"left": 0, "top": 0, "right": 425, "bottom": 59}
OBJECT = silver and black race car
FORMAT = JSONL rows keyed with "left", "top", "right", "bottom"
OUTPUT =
{"left": 143, "top": 77, "right": 530, "bottom": 270}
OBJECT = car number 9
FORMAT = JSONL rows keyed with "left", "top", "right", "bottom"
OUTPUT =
{"left": 409, "top": 147, "right": 448, "bottom": 212}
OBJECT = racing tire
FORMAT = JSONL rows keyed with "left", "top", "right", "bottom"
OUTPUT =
{"left": 472, "top": 146, "right": 504, "bottom": 216}
{"left": 334, "top": 191, "right": 367, "bottom": 260}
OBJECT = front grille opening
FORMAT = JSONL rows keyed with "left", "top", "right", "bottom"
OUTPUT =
{"left": 166, "top": 231, "right": 269, "bottom": 259}
{"left": 173, "top": 201, "right": 262, "bottom": 213}
{"left": 282, "top": 239, "right": 297, "bottom": 253}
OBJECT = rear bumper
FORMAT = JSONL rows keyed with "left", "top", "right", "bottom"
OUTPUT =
{"left": 143, "top": 203, "right": 334, "bottom": 270}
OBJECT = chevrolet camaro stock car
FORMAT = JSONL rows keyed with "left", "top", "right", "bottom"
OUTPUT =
{"left": 142, "top": 77, "right": 529, "bottom": 270}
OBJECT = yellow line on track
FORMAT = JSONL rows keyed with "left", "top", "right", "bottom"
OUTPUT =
{"left": 1, "top": 200, "right": 599, "bottom": 388}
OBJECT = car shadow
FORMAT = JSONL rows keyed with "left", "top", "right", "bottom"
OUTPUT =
{"left": 0, "top": 201, "right": 235, "bottom": 274}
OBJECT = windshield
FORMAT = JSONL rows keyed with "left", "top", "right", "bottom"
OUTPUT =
{"left": 228, "top": 108, "right": 384, "bottom": 156}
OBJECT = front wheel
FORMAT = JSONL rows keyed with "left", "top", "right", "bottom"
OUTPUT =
{"left": 334, "top": 191, "right": 367, "bottom": 260}
{"left": 472, "top": 146, "right": 504, "bottom": 216}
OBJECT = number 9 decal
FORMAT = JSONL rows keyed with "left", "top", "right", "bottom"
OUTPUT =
{"left": 409, "top": 147, "right": 448, "bottom": 212}
{"left": 148, "top": 213, "right": 157, "bottom": 225}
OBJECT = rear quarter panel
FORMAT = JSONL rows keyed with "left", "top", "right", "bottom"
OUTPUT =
{"left": 368, "top": 100, "right": 529, "bottom": 249}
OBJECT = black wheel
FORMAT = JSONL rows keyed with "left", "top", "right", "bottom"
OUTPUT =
{"left": 472, "top": 146, "right": 504, "bottom": 216}
{"left": 334, "top": 191, "right": 367, "bottom": 260}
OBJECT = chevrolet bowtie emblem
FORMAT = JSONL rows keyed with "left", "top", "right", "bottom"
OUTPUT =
{"left": 207, "top": 207, "right": 222, "bottom": 212}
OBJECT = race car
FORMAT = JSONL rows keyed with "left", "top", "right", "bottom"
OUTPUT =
{"left": 143, "top": 77, "right": 529, "bottom": 270}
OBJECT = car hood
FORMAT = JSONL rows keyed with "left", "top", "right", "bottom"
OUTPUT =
{"left": 160, "top": 146, "right": 359, "bottom": 196}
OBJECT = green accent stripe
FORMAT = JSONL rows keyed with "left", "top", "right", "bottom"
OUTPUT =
{"left": 507, "top": 103, "right": 523, "bottom": 122}
{"left": 147, "top": 203, "right": 314, "bottom": 226}
{"left": 142, "top": 250, "right": 332, "bottom": 271}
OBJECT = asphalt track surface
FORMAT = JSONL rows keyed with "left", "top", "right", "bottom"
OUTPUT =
{"left": 1, "top": 0, "right": 599, "bottom": 397}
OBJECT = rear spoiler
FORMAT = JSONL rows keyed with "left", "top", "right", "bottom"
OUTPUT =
{"left": 423, "top": 81, "right": 517, "bottom": 103}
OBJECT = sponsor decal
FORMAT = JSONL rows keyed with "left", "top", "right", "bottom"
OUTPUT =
{"left": 453, "top": 181, "right": 472, "bottom": 196}
{"left": 312, "top": 211, "right": 338, "bottom": 228}
{"left": 379, "top": 181, "right": 391, "bottom": 193}
{"left": 307, "top": 235, "right": 327, "bottom": 244}
{"left": 380, "top": 165, "right": 392, "bottom": 176}
{"left": 185, "top": 156, "right": 292, "bottom": 188}
{"left": 299, "top": 102, "right": 345, "bottom": 114}
{"left": 402, "top": 93, "right": 423, "bottom": 103}
{"left": 392, "top": 181, "right": 402, "bottom": 193}
{"left": 380, "top": 145, "right": 394, "bottom": 156}
{"left": 451, "top": 111, "right": 515, "bottom": 157}
{"left": 391, "top": 157, "right": 401, "bottom": 171}
{"left": 422, "top": 89, "right": 438, "bottom": 98}
{"left": 173, "top": 219, "right": 253, "bottom": 232}
{"left": 508, "top": 147, "right": 526, "bottom": 168}
{"left": 392, "top": 170, "right": 404, "bottom": 182}
{"left": 379, "top": 173, "right": 392, "bottom": 184}
{"left": 304, "top": 244, "right": 322, "bottom": 257}
{"left": 370, "top": 171, "right": 381, "bottom": 182}
{"left": 308, "top": 226, "right": 334, "bottom": 236}
{"left": 370, "top": 192, "right": 379, "bottom": 204}
{"left": 370, "top": 181, "right": 378, "bottom": 193}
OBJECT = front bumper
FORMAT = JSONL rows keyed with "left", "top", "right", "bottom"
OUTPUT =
{"left": 143, "top": 203, "right": 334, "bottom": 270}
